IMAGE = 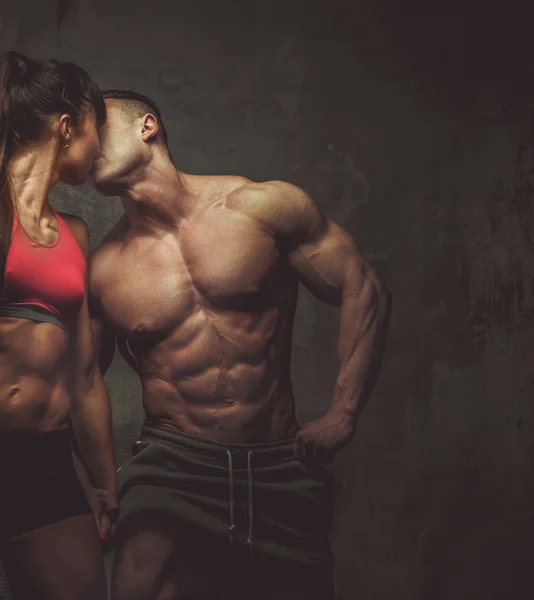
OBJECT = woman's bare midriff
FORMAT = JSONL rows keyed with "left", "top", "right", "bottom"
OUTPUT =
{"left": 0, "top": 318, "right": 71, "bottom": 432}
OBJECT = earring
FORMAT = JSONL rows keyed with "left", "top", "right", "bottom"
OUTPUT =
{"left": 63, "top": 142, "right": 69, "bottom": 148}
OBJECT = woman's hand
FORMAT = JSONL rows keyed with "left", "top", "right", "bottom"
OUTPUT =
{"left": 86, "top": 487, "right": 118, "bottom": 541}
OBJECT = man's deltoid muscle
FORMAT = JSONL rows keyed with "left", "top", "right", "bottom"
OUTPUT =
{"left": 89, "top": 89, "right": 392, "bottom": 600}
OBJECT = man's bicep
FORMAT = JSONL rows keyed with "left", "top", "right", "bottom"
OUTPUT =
{"left": 90, "top": 312, "right": 116, "bottom": 375}
{"left": 88, "top": 247, "right": 117, "bottom": 375}
{"left": 287, "top": 217, "right": 369, "bottom": 306}
{"left": 247, "top": 181, "right": 370, "bottom": 303}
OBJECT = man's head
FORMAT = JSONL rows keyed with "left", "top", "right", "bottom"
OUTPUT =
{"left": 90, "top": 89, "right": 172, "bottom": 195}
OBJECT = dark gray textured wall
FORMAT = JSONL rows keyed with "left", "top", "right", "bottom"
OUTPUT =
{"left": 1, "top": 0, "right": 533, "bottom": 598}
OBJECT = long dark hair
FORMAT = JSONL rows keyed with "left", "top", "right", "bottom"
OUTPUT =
{"left": 0, "top": 51, "right": 105, "bottom": 288}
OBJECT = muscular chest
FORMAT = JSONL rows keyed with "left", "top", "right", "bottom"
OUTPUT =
{"left": 100, "top": 214, "right": 280, "bottom": 335}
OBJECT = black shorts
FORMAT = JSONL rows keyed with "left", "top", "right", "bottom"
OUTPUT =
{"left": 116, "top": 421, "right": 337, "bottom": 598}
{"left": 117, "top": 421, "right": 336, "bottom": 565}
{"left": 0, "top": 428, "right": 91, "bottom": 539}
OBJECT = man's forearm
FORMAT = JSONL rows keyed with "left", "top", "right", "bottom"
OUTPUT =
{"left": 71, "top": 371, "right": 116, "bottom": 495}
{"left": 332, "top": 273, "right": 392, "bottom": 424}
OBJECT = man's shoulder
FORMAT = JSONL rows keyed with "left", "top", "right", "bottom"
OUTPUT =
{"left": 89, "top": 215, "right": 129, "bottom": 290}
{"left": 229, "top": 179, "right": 304, "bottom": 200}
{"left": 206, "top": 176, "right": 303, "bottom": 202}
{"left": 103, "top": 213, "right": 129, "bottom": 242}
{"left": 94, "top": 214, "right": 129, "bottom": 254}
{"left": 227, "top": 179, "right": 316, "bottom": 235}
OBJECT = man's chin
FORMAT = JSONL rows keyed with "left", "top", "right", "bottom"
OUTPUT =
{"left": 88, "top": 172, "right": 121, "bottom": 196}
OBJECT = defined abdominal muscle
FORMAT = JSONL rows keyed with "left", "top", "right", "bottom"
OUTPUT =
{"left": 141, "top": 355, "right": 277, "bottom": 406}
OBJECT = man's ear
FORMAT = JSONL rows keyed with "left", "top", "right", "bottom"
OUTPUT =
{"left": 140, "top": 113, "right": 158, "bottom": 142}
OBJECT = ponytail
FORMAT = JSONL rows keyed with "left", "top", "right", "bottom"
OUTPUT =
{"left": 0, "top": 52, "right": 24, "bottom": 290}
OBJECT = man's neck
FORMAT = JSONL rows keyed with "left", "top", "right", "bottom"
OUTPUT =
{"left": 119, "top": 156, "right": 194, "bottom": 233}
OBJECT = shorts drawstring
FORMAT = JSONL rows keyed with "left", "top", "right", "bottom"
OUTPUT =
{"left": 226, "top": 450, "right": 236, "bottom": 543}
{"left": 246, "top": 450, "right": 254, "bottom": 555}
{"left": 226, "top": 449, "right": 255, "bottom": 555}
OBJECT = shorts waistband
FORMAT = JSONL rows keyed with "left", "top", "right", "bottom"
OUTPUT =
{"left": 141, "top": 420, "right": 296, "bottom": 467}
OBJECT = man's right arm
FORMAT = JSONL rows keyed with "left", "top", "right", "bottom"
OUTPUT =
{"left": 88, "top": 218, "right": 128, "bottom": 374}
{"left": 89, "top": 263, "right": 137, "bottom": 375}
{"left": 88, "top": 251, "right": 117, "bottom": 375}
{"left": 90, "top": 307, "right": 117, "bottom": 376}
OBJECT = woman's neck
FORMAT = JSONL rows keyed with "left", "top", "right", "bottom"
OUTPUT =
{"left": 8, "top": 141, "right": 60, "bottom": 220}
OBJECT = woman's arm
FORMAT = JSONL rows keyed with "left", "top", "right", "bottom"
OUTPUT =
{"left": 63, "top": 214, "right": 117, "bottom": 537}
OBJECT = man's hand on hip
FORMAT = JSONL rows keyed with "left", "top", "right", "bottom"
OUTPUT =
{"left": 293, "top": 409, "right": 355, "bottom": 464}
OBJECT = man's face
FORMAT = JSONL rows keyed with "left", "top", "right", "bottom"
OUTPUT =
{"left": 89, "top": 100, "right": 144, "bottom": 195}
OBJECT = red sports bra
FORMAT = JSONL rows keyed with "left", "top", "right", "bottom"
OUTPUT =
{"left": 0, "top": 210, "right": 87, "bottom": 333}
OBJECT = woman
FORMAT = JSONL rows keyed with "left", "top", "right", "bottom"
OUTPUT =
{"left": 0, "top": 51, "right": 116, "bottom": 599}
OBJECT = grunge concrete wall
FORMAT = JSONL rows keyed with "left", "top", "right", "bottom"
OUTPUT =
{"left": 1, "top": 0, "right": 533, "bottom": 598}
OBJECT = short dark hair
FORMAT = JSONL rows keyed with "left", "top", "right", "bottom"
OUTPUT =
{"left": 102, "top": 89, "right": 170, "bottom": 148}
